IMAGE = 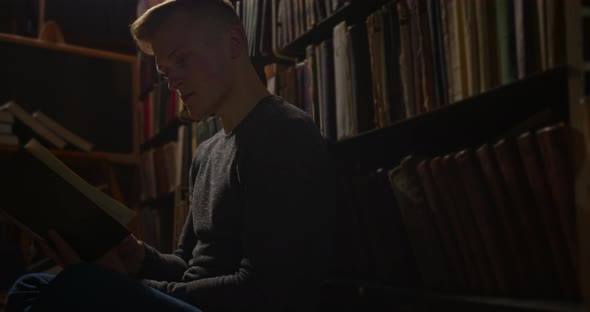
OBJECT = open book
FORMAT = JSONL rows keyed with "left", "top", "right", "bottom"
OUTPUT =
{"left": 0, "top": 139, "right": 136, "bottom": 261}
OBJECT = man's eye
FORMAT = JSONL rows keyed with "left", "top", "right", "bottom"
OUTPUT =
{"left": 175, "top": 55, "right": 187, "bottom": 65}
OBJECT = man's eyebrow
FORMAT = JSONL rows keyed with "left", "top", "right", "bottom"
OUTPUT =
{"left": 167, "top": 48, "right": 178, "bottom": 60}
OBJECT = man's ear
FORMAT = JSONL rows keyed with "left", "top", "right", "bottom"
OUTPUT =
{"left": 228, "top": 24, "right": 246, "bottom": 59}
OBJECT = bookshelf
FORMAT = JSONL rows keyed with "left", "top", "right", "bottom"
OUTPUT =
{"left": 0, "top": 32, "right": 140, "bottom": 160}
{"left": 251, "top": 0, "right": 590, "bottom": 311}
{"left": 0, "top": 18, "right": 142, "bottom": 295}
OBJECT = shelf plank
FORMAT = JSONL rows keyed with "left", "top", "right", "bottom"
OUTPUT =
{"left": 329, "top": 66, "right": 570, "bottom": 173}
{"left": 0, "top": 33, "right": 136, "bottom": 63}
{"left": 140, "top": 118, "right": 184, "bottom": 151}
{"left": 325, "top": 280, "right": 584, "bottom": 312}
{"left": 424, "top": 293, "right": 584, "bottom": 312}
{"left": 277, "top": 0, "right": 390, "bottom": 57}
{"left": 0, "top": 145, "right": 138, "bottom": 165}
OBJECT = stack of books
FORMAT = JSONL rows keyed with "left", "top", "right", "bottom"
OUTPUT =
{"left": 0, "top": 110, "right": 17, "bottom": 146}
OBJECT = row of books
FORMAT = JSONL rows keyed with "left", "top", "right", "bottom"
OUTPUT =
{"left": 139, "top": 117, "right": 221, "bottom": 202}
{"left": 236, "top": 0, "right": 350, "bottom": 55}
{"left": 373, "top": 122, "right": 577, "bottom": 299}
{"left": 138, "top": 74, "right": 183, "bottom": 144}
{"left": 0, "top": 110, "right": 17, "bottom": 146}
{"left": 137, "top": 187, "right": 189, "bottom": 254}
{"left": 264, "top": 0, "right": 566, "bottom": 141}
{"left": 0, "top": 101, "right": 93, "bottom": 151}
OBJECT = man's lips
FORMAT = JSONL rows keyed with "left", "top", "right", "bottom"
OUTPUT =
{"left": 181, "top": 92, "right": 194, "bottom": 102}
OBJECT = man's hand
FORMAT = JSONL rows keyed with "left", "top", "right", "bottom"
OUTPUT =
{"left": 39, "top": 229, "right": 81, "bottom": 267}
{"left": 40, "top": 230, "right": 146, "bottom": 275}
{"left": 110, "top": 234, "right": 146, "bottom": 275}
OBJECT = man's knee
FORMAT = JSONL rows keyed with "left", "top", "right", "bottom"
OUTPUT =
{"left": 5, "top": 273, "right": 54, "bottom": 312}
{"left": 9, "top": 273, "right": 54, "bottom": 293}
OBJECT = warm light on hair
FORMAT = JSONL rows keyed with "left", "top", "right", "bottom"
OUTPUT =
{"left": 130, "top": 0, "right": 240, "bottom": 55}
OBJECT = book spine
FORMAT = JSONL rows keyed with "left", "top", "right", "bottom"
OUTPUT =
{"left": 517, "top": 131, "right": 579, "bottom": 298}
{"left": 416, "top": 159, "right": 467, "bottom": 290}
{"left": 476, "top": 144, "right": 530, "bottom": 295}
{"left": 535, "top": 124, "right": 579, "bottom": 280}
{"left": 494, "top": 138, "right": 558, "bottom": 296}
{"left": 454, "top": 149, "right": 509, "bottom": 294}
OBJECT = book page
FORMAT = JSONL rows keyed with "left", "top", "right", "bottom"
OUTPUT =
{"left": 24, "top": 139, "right": 136, "bottom": 225}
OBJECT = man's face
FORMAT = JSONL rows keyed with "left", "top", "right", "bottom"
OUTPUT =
{"left": 151, "top": 12, "right": 233, "bottom": 121}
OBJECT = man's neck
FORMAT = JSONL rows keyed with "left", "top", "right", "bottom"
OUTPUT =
{"left": 216, "top": 63, "right": 270, "bottom": 133}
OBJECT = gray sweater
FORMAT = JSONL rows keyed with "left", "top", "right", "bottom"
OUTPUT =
{"left": 138, "top": 95, "right": 336, "bottom": 312}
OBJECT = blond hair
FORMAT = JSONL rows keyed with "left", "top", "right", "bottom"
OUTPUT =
{"left": 130, "top": 0, "right": 240, "bottom": 55}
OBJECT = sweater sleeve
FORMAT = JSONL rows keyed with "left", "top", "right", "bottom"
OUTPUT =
{"left": 136, "top": 154, "right": 201, "bottom": 282}
{"left": 136, "top": 209, "right": 197, "bottom": 281}
{"left": 143, "top": 118, "right": 332, "bottom": 311}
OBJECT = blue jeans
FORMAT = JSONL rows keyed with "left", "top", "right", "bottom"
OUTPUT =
{"left": 5, "top": 263, "right": 201, "bottom": 312}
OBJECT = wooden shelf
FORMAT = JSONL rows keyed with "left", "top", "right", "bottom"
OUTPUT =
{"left": 0, "top": 33, "right": 135, "bottom": 63}
{"left": 423, "top": 292, "right": 584, "bottom": 312}
{"left": 277, "top": 0, "right": 389, "bottom": 58}
{"left": 0, "top": 145, "right": 138, "bottom": 165}
{"left": 140, "top": 118, "right": 185, "bottom": 152}
{"left": 328, "top": 66, "right": 570, "bottom": 173}
{"left": 325, "top": 280, "right": 584, "bottom": 312}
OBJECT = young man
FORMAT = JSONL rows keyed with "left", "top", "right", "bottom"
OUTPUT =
{"left": 5, "top": 0, "right": 338, "bottom": 311}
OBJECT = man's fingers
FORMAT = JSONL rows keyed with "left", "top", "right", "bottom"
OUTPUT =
{"left": 48, "top": 230, "right": 81, "bottom": 265}
{"left": 39, "top": 240, "right": 64, "bottom": 267}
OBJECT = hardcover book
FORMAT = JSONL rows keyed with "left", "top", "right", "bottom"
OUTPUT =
{"left": 0, "top": 139, "right": 135, "bottom": 261}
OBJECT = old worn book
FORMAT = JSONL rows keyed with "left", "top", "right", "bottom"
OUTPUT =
{"left": 333, "top": 20, "right": 354, "bottom": 140}
{"left": 347, "top": 24, "right": 375, "bottom": 133}
{"left": 0, "top": 139, "right": 135, "bottom": 261}
{"left": 517, "top": 131, "right": 579, "bottom": 298}
{"left": 535, "top": 123, "right": 579, "bottom": 284}
{"left": 494, "top": 138, "right": 559, "bottom": 296}
{"left": 389, "top": 155, "right": 452, "bottom": 290}
{"left": 441, "top": 154, "right": 495, "bottom": 293}
{"left": 1, "top": 101, "right": 66, "bottom": 149}
{"left": 454, "top": 149, "right": 509, "bottom": 294}
{"left": 475, "top": 144, "right": 530, "bottom": 295}
{"left": 32, "top": 111, "right": 94, "bottom": 152}
{"left": 416, "top": 159, "right": 467, "bottom": 290}
{"left": 397, "top": 0, "right": 416, "bottom": 117}
{"left": 0, "top": 111, "right": 14, "bottom": 124}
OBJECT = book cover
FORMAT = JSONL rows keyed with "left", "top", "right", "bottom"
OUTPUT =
{"left": 514, "top": 0, "right": 541, "bottom": 79}
{"left": 517, "top": 131, "right": 579, "bottom": 298}
{"left": 0, "top": 123, "right": 12, "bottom": 133}
{"left": 367, "top": 9, "right": 390, "bottom": 128}
{"left": 535, "top": 123, "right": 579, "bottom": 282}
{"left": 429, "top": 156, "right": 482, "bottom": 291}
{"left": 495, "top": 0, "right": 517, "bottom": 85}
{"left": 347, "top": 24, "right": 374, "bottom": 133}
{"left": 475, "top": 144, "right": 530, "bottom": 295}
{"left": 0, "top": 134, "right": 19, "bottom": 146}
{"left": 416, "top": 159, "right": 467, "bottom": 290}
{"left": 494, "top": 138, "right": 558, "bottom": 296}
{"left": 397, "top": 0, "right": 416, "bottom": 117}
{"left": 416, "top": 0, "right": 435, "bottom": 111}
{"left": 333, "top": 20, "right": 354, "bottom": 140}
{"left": 0, "top": 111, "right": 14, "bottom": 124}
{"left": 454, "top": 149, "right": 510, "bottom": 294}
{"left": 406, "top": 0, "right": 424, "bottom": 113}
{"left": 441, "top": 154, "right": 495, "bottom": 293}
{"left": 390, "top": 155, "right": 452, "bottom": 290}
{"left": 382, "top": 1, "right": 405, "bottom": 122}
{"left": 0, "top": 139, "right": 135, "bottom": 262}
{"left": 319, "top": 39, "right": 336, "bottom": 141}
{"left": 427, "top": 0, "right": 448, "bottom": 107}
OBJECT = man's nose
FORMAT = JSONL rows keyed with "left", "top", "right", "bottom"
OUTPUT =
{"left": 167, "top": 75, "right": 182, "bottom": 91}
